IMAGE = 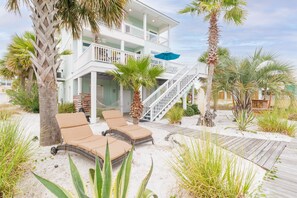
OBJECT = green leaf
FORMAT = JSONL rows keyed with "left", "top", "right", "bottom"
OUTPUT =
{"left": 68, "top": 155, "right": 89, "bottom": 198}
{"left": 121, "top": 149, "right": 133, "bottom": 198}
{"left": 114, "top": 155, "right": 127, "bottom": 198}
{"left": 102, "top": 142, "right": 112, "bottom": 198}
{"left": 136, "top": 159, "right": 154, "bottom": 198}
{"left": 94, "top": 158, "right": 103, "bottom": 198}
{"left": 33, "top": 172, "right": 71, "bottom": 198}
{"left": 142, "top": 189, "right": 158, "bottom": 198}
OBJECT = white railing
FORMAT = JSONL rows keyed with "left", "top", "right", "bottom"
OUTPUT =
{"left": 142, "top": 68, "right": 185, "bottom": 115}
{"left": 92, "top": 43, "right": 138, "bottom": 64}
{"left": 123, "top": 23, "right": 144, "bottom": 39}
{"left": 142, "top": 65, "right": 199, "bottom": 121}
{"left": 75, "top": 44, "right": 184, "bottom": 74}
{"left": 147, "top": 32, "right": 168, "bottom": 46}
{"left": 151, "top": 57, "right": 183, "bottom": 74}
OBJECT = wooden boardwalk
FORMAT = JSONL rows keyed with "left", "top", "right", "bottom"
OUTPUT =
{"left": 262, "top": 139, "right": 297, "bottom": 197}
{"left": 143, "top": 122, "right": 288, "bottom": 171}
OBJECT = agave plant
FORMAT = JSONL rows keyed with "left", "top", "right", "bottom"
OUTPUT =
{"left": 33, "top": 144, "right": 157, "bottom": 198}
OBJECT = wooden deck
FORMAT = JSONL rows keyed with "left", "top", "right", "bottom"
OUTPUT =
{"left": 143, "top": 122, "right": 288, "bottom": 171}
{"left": 262, "top": 139, "right": 297, "bottom": 197}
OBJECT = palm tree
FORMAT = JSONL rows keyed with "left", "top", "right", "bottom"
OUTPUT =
{"left": 5, "top": 0, "right": 127, "bottom": 146}
{"left": 217, "top": 49, "right": 295, "bottom": 116}
{"left": 108, "top": 57, "right": 165, "bottom": 124}
{"left": 198, "top": 47, "right": 231, "bottom": 112}
{"left": 179, "top": 0, "right": 247, "bottom": 126}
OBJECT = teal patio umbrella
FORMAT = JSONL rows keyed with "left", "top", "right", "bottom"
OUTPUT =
{"left": 154, "top": 52, "right": 180, "bottom": 60}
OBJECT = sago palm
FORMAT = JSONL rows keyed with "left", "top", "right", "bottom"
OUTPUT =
{"left": 179, "top": 0, "right": 247, "bottom": 126}
{"left": 5, "top": 0, "right": 127, "bottom": 146}
{"left": 108, "top": 57, "right": 165, "bottom": 124}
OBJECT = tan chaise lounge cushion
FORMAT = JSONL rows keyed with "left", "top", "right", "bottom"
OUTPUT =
{"left": 56, "top": 112, "right": 131, "bottom": 161}
{"left": 102, "top": 110, "right": 152, "bottom": 140}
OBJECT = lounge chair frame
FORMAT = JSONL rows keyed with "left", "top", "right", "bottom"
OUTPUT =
{"left": 102, "top": 129, "right": 154, "bottom": 145}
{"left": 50, "top": 144, "right": 128, "bottom": 167}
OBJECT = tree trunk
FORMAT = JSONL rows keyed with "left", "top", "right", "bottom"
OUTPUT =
{"left": 19, "top": 75, "right": 26, "bottom": 90}
{"left": 30, "top": 0, "right": 62, "bottom": 146}
{"left": 39, "top": 83, "right": 61, "bottom": 145}
{"left": 198, "top": 12, "right": 219, "bottom": 127}
{"left": 26, "top": 68, "right": 34, "bottom": 93}
{"left": 130, "top": 90, "right": 143, "bottom": 125}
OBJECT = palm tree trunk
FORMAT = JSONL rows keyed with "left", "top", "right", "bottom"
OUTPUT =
{"left": 30, "top": 0, "right": 61, "bottom": 146}
{"left": 26, "top": 68, "right": 34, "bottom": 93}
{"left": 130, "top": 90, "right": 143, "bottom": 124}
{"left": 201, "top": 12, "right": 219, "bottom": 127}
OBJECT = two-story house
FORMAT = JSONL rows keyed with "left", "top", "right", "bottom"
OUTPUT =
{"left": 58, "top": 0, "right": 207, "bottom": 123}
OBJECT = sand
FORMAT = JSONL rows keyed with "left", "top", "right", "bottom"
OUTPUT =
{"left": 13, "top": 111, "right": 276, "bottom": 197}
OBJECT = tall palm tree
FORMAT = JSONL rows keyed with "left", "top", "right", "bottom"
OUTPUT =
{"left": 5, "top": 0, "right": 127, "bottom": 146}
{"left": 198, "top": 47, "right": 231, "bottom": 113}
{"left": 108, "top": 57, "right": 165, "bottom": 124}
{"left": 179, "top": 0, "right": 247, "bottom": 126}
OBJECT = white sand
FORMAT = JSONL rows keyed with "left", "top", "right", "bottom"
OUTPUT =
{"left": 158, "top": 110, "right": 292, "bottom": 142}
{"left": 15, "top": 113, "right": 178, "bottom": 198}
{"left": 13, "top": 111, "right": 276, "bottom": 197}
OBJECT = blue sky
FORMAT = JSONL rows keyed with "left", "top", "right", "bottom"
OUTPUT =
{"left": 0, "top": 0, "right": 297, "bottom": 66}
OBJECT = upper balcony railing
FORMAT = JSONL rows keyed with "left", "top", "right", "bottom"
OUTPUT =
{"left": 75, "top": 43, "right": 183, "bottom": 74}
{"left": 99, "top": 21, "right": 169, "bottom": 47}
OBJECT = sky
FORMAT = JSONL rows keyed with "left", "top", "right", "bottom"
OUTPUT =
{"left": 0, "top": 0, "right": 297, "bottom": 66}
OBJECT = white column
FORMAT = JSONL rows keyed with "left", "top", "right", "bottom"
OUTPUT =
{"left": 259, "top": 89, "right": 263, "bottom": 99}
{"left": 191, "top": 85, "right": 195, "bottom": 104}
{"left": 120, "top": 40, "right": 125, "bottom": 64}
{"left": 78, "top": 77, "right": 82, "bottom": 95}
{"left": 90, "top": 72, "right": 97, "bottom": 124}
{"left": 183, "top": 94, "right": 187, "bottom": 110}
{"left": 120, "top": 84, "right": 124, "bottom": 113}
{"left": 143, "top": 13, "right": 147, "bottom": 40}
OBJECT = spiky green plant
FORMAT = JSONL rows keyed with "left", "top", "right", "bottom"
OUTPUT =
{"left": 171, "top": 138, "right": 255, "bottom": 197}
{"left": 0, "top": 109, "right": 14, "bottom": 120}
{"left": 166, "top": 106, "right": 184, "bottom": 124}
{"left": 0, "top": 121, "right": 33, "bottom": 197}
{"left": 34, "top": 144, "right": 157, "bottom": 198}
{"left": 234, "top": 110, "right": 254, "bottom": 131}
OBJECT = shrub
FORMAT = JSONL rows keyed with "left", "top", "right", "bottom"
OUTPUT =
{"left": 0, "top": 122, "right": 32, "bottom": 197}
{"left": 171, "top": 138, "right": 255, "bottom": 197}
{"left": 257, "top": 111, "right": 296, "bottom": 137}
{"left": 167, "top": 106, "right": 184, "bottom": 124}
{"left": 34, "top": 145, "right": 157, "bottom": 198}
{"left": 190, "top": 104, "right": 200, "bottom": 115}
{"left": 6, "top": 84, "right": 39, "bottom": 113}
{"left": 234, "top": 110, "right": 254, "bottom": 131}
{"left": 58, "top": 103, "right": 75, "bottom": 113}
{"left": 184, "top": 106, "right": 195, "bottom": 117}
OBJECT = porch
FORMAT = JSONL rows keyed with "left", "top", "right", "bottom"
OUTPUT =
{"left": 73, "top": 72, "right": 166, "bottom": 123}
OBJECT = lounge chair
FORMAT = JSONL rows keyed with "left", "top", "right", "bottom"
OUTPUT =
{"left": 50, "top": 112, "right": 132, "bottom": 166}
{"left": 102, "top": 110, "right": 154, "bottom": 145}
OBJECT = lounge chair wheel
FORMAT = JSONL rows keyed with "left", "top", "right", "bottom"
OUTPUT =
{"left": 102, "top": 131, "right": 107, "bottom": 136}
{"left": 50, "top": 147, "right": 58, "bottom": 156}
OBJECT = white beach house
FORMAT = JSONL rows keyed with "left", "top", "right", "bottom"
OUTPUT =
{"left": 58, "top": 0, "right": 207, "bottom": 123}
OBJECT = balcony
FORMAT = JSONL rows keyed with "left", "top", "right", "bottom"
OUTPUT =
{"left": 98, "top": 21, "right": 169, "bottom": 47}
{"left": 75, "top": 43, "right": 183, "bottom": 74}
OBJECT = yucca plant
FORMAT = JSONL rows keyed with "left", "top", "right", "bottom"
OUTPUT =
{"left": 234, "top": 109, "right": 254, "bottom": 131}
{"left": 171, "top": 138, "right": 255, "bottom": 197}
{"left": 166, "top": 106, "right": 184, "bottom": 124}
{"left": 34, "top": 144, "right": 157, "bottom": 198}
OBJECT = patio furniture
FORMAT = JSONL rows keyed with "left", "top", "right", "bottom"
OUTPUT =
{"left": 51, "top": 112, "right": 132, "bottom": 166}
{"left": 102, "top": 110, "right": 154, "bottom": 145}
